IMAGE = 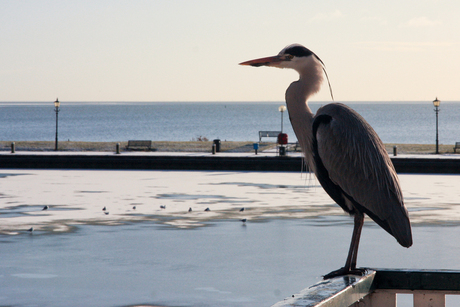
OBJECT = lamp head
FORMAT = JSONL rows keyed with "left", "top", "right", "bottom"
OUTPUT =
{"left": 54, "top": 98, "right": 60, "bottom": 108}
{"left": 433, "top": 97, "right": 440, "bottom": 107}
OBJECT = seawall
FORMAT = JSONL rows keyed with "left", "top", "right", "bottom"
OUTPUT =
{"left": 1, "top": 154, "right": 460, "bottom": 173}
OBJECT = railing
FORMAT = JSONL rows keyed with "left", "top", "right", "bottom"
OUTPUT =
{"left": 271, "top": 269, "right": 460, "bottom": 307}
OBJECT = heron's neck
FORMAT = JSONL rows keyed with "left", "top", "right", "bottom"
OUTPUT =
{"left": 285, "top": 79, "right": 315, "bottom": 162}
{"left": 284, "top": 60, "right": 323, "bottom": 171}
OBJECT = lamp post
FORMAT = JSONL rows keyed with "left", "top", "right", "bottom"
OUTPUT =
{"left": 278, "top": 105, "right": 286, "bottom": 133}
{"left": 54, "top": 98, "right": 60, "bottom": 151}
{"left": 433, "top": 97, "right": 440, "bottom": 154}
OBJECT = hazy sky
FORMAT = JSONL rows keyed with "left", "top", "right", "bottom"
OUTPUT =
{"left": 1, "top": 0, "right": 459, "bottom": 102}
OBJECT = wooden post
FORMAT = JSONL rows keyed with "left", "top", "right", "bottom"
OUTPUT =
{"left": 356, "top": 290, "right": 396, "bottom": 307}
{"left": 413, "top": 291, "right": 445, "bottom": 307}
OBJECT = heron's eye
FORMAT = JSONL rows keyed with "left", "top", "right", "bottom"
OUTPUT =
{"left": 286, "top": 54, "right": 294, "bottom": 60}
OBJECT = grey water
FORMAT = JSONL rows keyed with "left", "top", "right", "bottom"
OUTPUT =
{"left": 1, "top": 101, "right": 459, "bottom": 144}
{"left": 1, "top": 218, "right": 460, "bottom": 307}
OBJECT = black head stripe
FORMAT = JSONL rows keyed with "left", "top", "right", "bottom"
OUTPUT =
{"left": 284, "top": 45, "right": 314, "bottom": 57}
{"left": 283, "top": 44, "right": 326, "bottom": 67}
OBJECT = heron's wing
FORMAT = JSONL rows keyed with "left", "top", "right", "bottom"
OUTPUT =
{"left": 313, "top": 103, "right": 412, "bottom": 247}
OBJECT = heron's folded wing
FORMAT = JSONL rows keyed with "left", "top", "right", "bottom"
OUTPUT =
{"left": 314, "top": 104, "right": 403, "bottom": 222}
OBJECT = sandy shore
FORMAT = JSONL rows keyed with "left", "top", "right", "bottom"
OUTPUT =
{"left": 1, "top": 140, "right": 458, "bottom": 154}
{"left": 1, "top": 141, "right": 273, "bottom": 153}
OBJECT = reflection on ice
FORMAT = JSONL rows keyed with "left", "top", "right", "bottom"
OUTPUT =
{"left": 11, "top": 273, "right": 58, "bottom": 279}
{"left": 0, "top": 170, "right": 459, "bottom": 233}
{"left": 155, "top": 193, "right": 240, "bottom": 201}
{"left": 3, "top": 219, "right": 460, "bottom": 307}
{"left": 211, "top": 181, "right": 321, "bottom": 190}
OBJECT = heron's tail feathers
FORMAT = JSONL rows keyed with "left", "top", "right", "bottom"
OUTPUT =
{"left": 388, "top": 207, "right": 413, "bottom": 248}
{"left": 360, "top": 204, "right": 413, "bottom": 248}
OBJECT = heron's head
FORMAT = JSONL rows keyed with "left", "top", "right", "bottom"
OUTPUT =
{"left": 240, "top": 44, "right": 333, "bottom": 100}
{"left": 239, "top": 44, "right": 325, "bottom": 72}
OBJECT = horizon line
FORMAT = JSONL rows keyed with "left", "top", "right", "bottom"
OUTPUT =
{"left": 1, "top": 100, "right": 459, "bottom": 104}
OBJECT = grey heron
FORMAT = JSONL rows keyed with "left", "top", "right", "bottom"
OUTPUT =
{"left": 240, "top": 44, "right": 412, "bottom": 279}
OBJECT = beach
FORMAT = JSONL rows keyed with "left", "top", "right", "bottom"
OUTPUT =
{"left": 1, "top": 140, "right": 458, "bottom": 154}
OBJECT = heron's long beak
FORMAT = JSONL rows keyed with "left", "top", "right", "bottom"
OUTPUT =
{"left": 239, "top": 55, "right": 283, "bottom": 67}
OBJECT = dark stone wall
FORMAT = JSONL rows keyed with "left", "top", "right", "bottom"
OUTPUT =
{"left": 1, "top": 154, "right": 460, "bottom": 173}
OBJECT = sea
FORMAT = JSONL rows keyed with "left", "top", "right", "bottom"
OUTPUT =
{"left": 0, "top": 101, "right": 459, "bottom": 144}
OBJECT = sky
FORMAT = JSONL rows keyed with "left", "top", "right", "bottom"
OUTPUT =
{"left": 1, "top": 0, "right": 459, "bottom": 102}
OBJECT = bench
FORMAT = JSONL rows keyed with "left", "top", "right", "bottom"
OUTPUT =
{"left": 126, "top": 140, "right": 152, "bottom": 151}
{"left": 454, "top": 142, "right": 460, "bottom": 153}
{"left": 259, "top": 131, "right": 281, "bottom": 142}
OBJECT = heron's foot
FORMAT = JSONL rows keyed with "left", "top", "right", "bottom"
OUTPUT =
{"left": 323, "top": 267, "right": 367, "bottom": 279}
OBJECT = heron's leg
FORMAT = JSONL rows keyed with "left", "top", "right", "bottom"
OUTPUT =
{"left": 346, "top": 213, "right": 364, "bottom": 270}
{"left": 323, "top": 213, "right": 366, "bottom": 279}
